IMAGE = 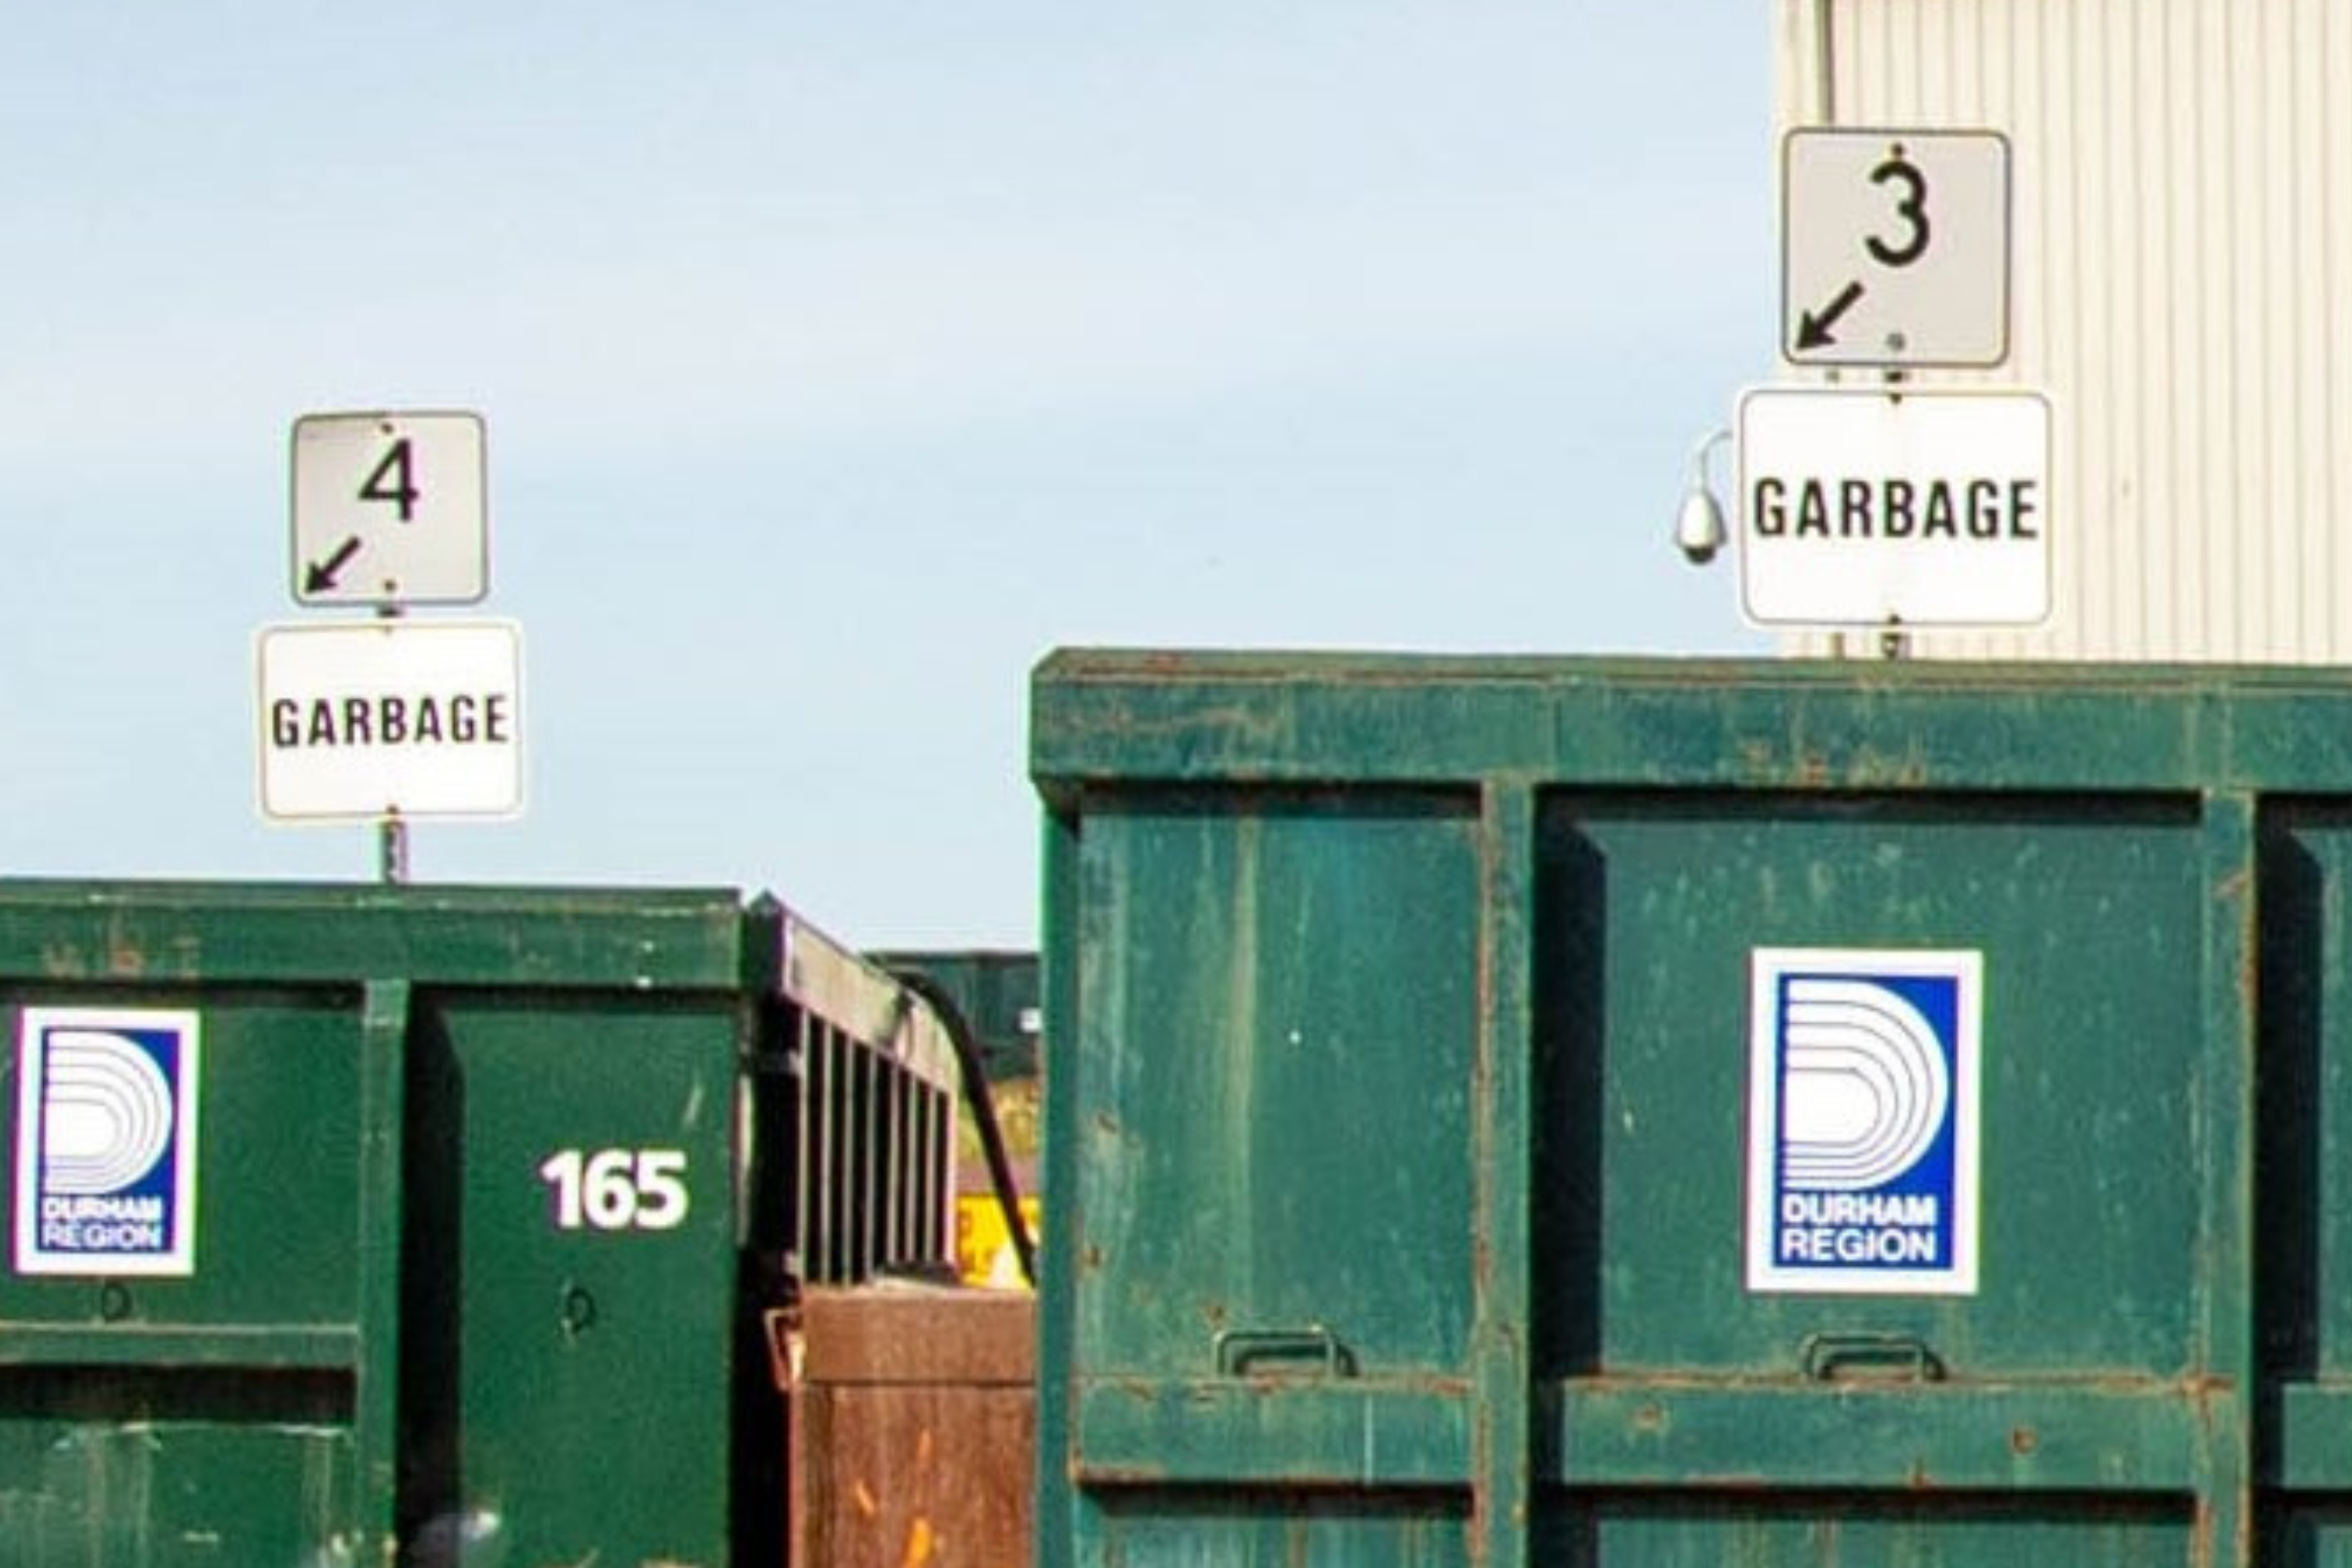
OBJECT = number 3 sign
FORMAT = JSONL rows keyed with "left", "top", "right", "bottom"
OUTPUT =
{"left": 1780, "top": 128, "right": 2011, "bottom": 370}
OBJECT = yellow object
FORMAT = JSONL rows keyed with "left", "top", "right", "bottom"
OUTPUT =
{"left": 955, "top": 1194, "right": 1042, "bottom": 1290}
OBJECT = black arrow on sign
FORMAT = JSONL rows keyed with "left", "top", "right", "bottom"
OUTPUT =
{"left": 1795, "top": 279, "right": 1867, "bottom": 351}
{"left": 304, "top": 535, "right": 364, "bottom": 594}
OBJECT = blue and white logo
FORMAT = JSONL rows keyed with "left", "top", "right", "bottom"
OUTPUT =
{"left": 1746, "top": 950, "right": 1980, "bottom": 1295}
{"left": 15, "top": 1008, "right": 201, "bottom": 1277}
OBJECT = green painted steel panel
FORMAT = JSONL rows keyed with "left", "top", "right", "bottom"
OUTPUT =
{"left": 1073, "top": 792, "right": 1480, "bottom": 1383}
{"left": 1081, "top": 1490, "right": 1472, "bottom": 1566}
{"left": 1535, "top": 794, "right": 2205, "bottom": 1381}
{"left": 0, "top": 993, "right": 368, "bottom": 1339}
{"left": 411, "top": 995, "right": 745, "bottom": 1564}
{"left": 0, "top": 1416, "right": 353, "bottom": 1565}
{"left": 1031, "top": 652, "right": 2311, "bottom": 1568}
{"left": 0, "top": 882, "right": 780, "bottom": 1566}
{"left": 1530, "top": 1498, "right": 2198, "bottom": 1566}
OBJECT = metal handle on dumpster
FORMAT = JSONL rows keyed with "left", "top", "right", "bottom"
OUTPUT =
{"left": 1214, "top": 1324, "right": 1354, "bottom": 1379}
{"left": 1800, "top": 1331, "right": 1944, "bottom": 1383}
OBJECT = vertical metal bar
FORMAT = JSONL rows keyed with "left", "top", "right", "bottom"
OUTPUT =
{"left": 902, "top": 1073, "right": 928, "bottom": 1267}
{"left": 844, "top": 1038, "right": 864, "bottom": 1278}
{"left": 376, "top": 602, "right": 409, "bottom": 886}
{"left": 818, "top": 1017, "right": 842, "bottom": 1283}
{"left": 930, "top": 1084, "right": 949, "bottom": 1265}
{"left": 827, "top": 1024, "right": 848, "bottom": 1281}
{"left": 898, "top": 1062, "right": 920, "bottom": 1268}
{"left": 881, "top": 1056, "right": 906, "bottom": 1269}
{"left": 354, "top": 978, "right": 412, "bottom": 1561}
{"left": 912, "top": 1066, "right": 932, "bottom": 1266}
{"left": 856, "top": 1044, "right": 879, "bottom": 1278}
{"left": 826, "top": 1023, "right": 850, "bottom": 1282}
{"left": 821, "top": 1024, "right": 844, "bottom": 1283}
{"left": 910, "top": 1065, "right": 934, "bottom": 1267}
{"left": 1473, "top": 783, "right": 1537, "bottom": 1568}
{"left": 1813, "top": 0, "right": 1840, "bottom": 122}
{"left": 2199, "top": 790, "right": 2256, "bottom": 1568}
{"left": 934, "top": 1076, "right": 952, "bottom": 1266}
{"left": 1036, "top": 805, "right": 1080, "bottom": 1568}
{"left": 928, "top": 1083, "right": 951, "bottom": 1265}
{"left": 794, "top": 1007, "right": 818, "bottom": 1283}
{"left": 379, "top": 815, "right": 408, "bottom": 886}
{"left": 873, "top": 1054, "right": 895, "bottom": 1271}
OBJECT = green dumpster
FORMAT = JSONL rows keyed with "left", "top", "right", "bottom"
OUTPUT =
{"left": 0, "top": 881, "right": 960, "bottom": 1566}
{"left": 1031, "top": 650, "right": 2350, "bottom": 1568}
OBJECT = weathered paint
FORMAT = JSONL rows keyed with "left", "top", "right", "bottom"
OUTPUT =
{"left": 787, "top": 1288, "right": 1036, "bottom": 1567}
{"left": 1030, "top": 652, "right": 2347, "bottom": 1568}
{"left": 0, "top": 882, "right": 960, "bottom": 1566}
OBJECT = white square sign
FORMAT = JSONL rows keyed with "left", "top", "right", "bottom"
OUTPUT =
{"left": 257, "top": 620, "right": 524, "bottom": 821}
{"left": 1737, "top": 387, "right": 2053, "bottom": 630}
{"left": 1783, "top": 129, "right": 2010, "bottom": 368}
{"left": 291, "top": 411, "right": 488, "bottom": 607}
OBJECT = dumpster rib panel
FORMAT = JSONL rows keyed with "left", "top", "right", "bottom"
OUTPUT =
{"left": 0, "top": 881, "right": 966, "bottom": 1567}
{"left": 1033, "top": 652, "right": 2336, "bottom": 1568}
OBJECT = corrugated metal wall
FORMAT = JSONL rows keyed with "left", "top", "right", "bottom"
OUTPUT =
{"left": 1774, "top": 0, "right": 2352, "bottom": 662}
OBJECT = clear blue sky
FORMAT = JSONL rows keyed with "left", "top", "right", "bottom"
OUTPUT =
{"left": 0, "top": 5, "right": 1771, "bottom": 948}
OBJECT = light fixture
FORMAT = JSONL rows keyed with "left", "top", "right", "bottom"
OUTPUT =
{"left": 1675, "top": 426, "right": 1732, "bottom": 566}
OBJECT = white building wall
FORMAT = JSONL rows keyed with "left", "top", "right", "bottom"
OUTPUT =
{"left": 1775, "top": 0, "right": 2352, "bottom": 662}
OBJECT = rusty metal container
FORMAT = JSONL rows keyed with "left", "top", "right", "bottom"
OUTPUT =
{"left": 787, "top": 1286, "right": 1035, "bottom": 1568}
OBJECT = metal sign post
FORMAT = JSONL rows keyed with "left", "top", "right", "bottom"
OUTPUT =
{"left": 380, "top": 811, "right": 409, "bottom": 885}
{"left": 377, "top": 605, "right": 408, "bottom": 886}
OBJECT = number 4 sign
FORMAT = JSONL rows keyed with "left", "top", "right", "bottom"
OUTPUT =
{"left": 1781, "top": 128, "right": 2010, "bottom": 369}
{"left": 290, "top": 411, "right": 488, "bottom": 607}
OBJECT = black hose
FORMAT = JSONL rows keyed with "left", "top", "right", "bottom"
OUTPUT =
{"left": 890, "top": 968, "right": 1038, "bottom": 1290}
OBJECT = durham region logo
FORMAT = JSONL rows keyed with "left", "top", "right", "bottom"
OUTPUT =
{"left": 1746, "top": 950, "right": 1980, "bottom": 1296}
{"left": 15, "top": 1008, "right": 201, "bottom": 1277}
